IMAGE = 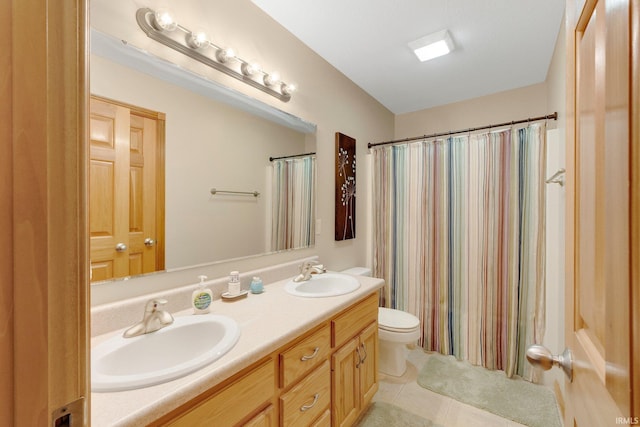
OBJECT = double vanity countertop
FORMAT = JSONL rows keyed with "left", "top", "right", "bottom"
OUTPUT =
{"left": 91, "top": 274, "right": 384, "bottom": 427}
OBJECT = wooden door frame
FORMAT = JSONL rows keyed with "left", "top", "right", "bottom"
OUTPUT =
{"left": 2, "top": 0, "right": 89, "bottom": 425}
{"left": 0, "top": 0, "right": 14, "bottom": 423}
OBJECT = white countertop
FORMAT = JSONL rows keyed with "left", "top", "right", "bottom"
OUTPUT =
{"left": 91, "top": 274, "right": 384, "bottom": 427}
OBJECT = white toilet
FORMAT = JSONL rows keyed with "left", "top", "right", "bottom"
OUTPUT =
{"left": 341, "top": 267, "right": 421, "bottom": 377}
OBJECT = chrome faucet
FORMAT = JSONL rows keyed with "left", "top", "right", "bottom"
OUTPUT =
{"left": 123, "top": 298, "right": 174, "bottom": 338}
{"left": 293, "top": 260, "right": 327, "bottom": 282}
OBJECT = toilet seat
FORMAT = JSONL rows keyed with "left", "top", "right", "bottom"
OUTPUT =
{"left": 378, "top": 307, "right": 420, "bottom": 332}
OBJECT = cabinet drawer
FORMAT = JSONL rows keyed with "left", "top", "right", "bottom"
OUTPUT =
{"left": 310, "top": 409, "right": 331, "bottom": 427}
{"left": 280, "top": 324, "right": 331, "bottom": 388}
{"left": 167, "top": 358, "right": 275, "bottom": 427}
{"left": 332, "top": 293, "right": 378, "bottom": 349}
{"left": 280, "top": 360, "right": 330, "bottom": 426}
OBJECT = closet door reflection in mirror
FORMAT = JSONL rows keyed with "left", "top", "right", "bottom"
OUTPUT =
{"left": 89, "top": 96, "right": 165, "bottom": 282}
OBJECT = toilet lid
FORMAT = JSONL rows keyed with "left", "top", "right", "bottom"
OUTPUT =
{"left": 378, "top": 307, "right": 420, "bottom": 331}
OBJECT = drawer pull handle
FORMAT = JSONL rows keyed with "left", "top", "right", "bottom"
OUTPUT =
{"left": 301, "top": 347, "right": 320, "bottom": 361}
{"left": 300, "top": 393, "right": 319, "bottom": 412}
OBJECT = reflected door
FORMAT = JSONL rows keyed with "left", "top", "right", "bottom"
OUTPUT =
{"left": 565, "top": 0, "right": 637, "bottom": 425}
{"left": 89, "top": 96, "right": 165, "bottom": 281}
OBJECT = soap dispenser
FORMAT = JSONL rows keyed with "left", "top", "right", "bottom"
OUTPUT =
{"left": 227, "top": 271, "right": 241, "bottom": 296}
{"left": 192, "top": 275, "right": 213, "bottom": 314}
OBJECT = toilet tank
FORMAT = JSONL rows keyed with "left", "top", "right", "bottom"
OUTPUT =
{"left": 341, "top": 267, "right": 372, "bottom": 277}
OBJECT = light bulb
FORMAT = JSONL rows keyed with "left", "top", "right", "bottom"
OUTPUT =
{"left": 263, "top": 71, "right": 280, "bottom": 87}
{"left": 241, "top": 62, "right": 262, "bottom": 76}
{"left": 186, "top": 30, "right": 208, "bottom": 49}
{"left": 215, "top": 47, "right": 235, "bottom": 63}
{"left": 281, "top": 82, "right": 297, "bottom": 96}
{"left": 152, "top": 9, "right": 177, "bottom": 32}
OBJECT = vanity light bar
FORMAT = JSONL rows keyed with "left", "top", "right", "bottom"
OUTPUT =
{"left": 136, "top": 8, "right": 296, "bottom": 102}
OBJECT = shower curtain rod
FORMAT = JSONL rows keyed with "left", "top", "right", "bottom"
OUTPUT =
{"left": 269, "top": 152, "right": 316, "bottom": 161}
{"left": 367, "top": 112, "right": 558, "bottom": 149}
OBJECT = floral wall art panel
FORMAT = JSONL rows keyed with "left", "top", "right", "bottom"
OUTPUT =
{"left": 335, "top": 132, "right": 356, "bottom": 240}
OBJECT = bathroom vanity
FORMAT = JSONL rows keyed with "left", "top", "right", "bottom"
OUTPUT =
{"left": 91, "top": 274, "right": 383, "bottom": 426}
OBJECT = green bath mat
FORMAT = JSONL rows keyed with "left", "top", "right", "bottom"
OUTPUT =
{"left": 417, "top": 353, "right": 561, "bottom": 427}
{"left": 355, "top": 401, "right": 443, "bottom": 427}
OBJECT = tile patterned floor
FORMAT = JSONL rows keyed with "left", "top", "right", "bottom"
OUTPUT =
{"left": 372, "top": 349, "right": 530, "bottom": 427}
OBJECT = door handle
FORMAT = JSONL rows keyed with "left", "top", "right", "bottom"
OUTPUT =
{"left": 359, "top": 343, "right": 367, "bottom": 364}
{"left": 526, "top": 344, "right": 573, "bottom": 382}
{"left": 115, "top": 243, "right": 127, "bottom": 252}
{"left": 144, "top": 238, "right": 156, "bottom": 247}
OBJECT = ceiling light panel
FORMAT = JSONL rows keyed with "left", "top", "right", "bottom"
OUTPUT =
{"left": 409, "top": 29, "right": 455, "bottom": 62}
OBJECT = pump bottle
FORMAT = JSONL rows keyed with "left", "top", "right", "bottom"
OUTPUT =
{"left": 192, "top": 275, "right": 213, "bottom": 314}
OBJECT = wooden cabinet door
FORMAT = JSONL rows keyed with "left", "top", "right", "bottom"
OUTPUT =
{"left": 565, "top": 0, "right": 638, "bottom": 425}
{"left": 89, "top": 96, "right": 164, "bottom": 281}
{"left": 331, "top": 337, "right": 359, "bottom": 427}
{"left": 358, "top": 322, "right": 378, "bottom": 408}
{"left": 243, "top": 405, "right": 276, "bottom": 427}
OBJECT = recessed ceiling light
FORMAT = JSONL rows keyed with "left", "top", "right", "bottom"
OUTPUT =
{"left": 409, "top": 30, "right": 455, "bottom": 62}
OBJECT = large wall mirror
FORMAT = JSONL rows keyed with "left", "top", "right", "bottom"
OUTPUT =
{"left": 89, "top": 26, "right": 317, "bottom": 284}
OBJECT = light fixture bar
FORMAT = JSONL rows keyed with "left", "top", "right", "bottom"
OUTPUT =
{"left": 136, "top": 8, "right": 295, "bottom": 101}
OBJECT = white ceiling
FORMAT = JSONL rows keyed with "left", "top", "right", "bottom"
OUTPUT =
{"left": 251, "top": 0, "right": 565, "bottom": 114}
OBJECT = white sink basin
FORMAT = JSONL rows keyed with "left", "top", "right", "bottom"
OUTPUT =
{"left": 284, "top": 272, "right": 360, "bottom": 297}
{"left": 92, "top": 314, "right": 240, "bottom": 392}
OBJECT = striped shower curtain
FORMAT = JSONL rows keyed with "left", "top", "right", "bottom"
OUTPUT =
{"left": 372, "top": 124, "right": 546, "bottom": 379}
{"left": 271, "top": 156, "right": 316, "bottom": 251}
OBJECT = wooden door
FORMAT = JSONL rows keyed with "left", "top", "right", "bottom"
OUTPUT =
{"left": 565, "top": 0, "right": 639, "bottom": 425}
{"left": 128, "top": 112, "right": 161, "bottom": 275}
{"left": 90, "top": 97, "right": 130, "bottom": 280}
{"left": 358, "top": 322, "right": 378, "bottom": 407}
{"left": 89, "top": 96, "right": 165, "bottom": 281}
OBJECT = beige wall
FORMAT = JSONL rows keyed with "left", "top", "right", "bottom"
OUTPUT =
{"left": 90, "top": 0, "right": 394, "bottom": 304}
{"left": 543, "top": 13, "right": 567, "bottom": 393}
{"left": 394, "top": 82, "right": 549, "bottom": 138}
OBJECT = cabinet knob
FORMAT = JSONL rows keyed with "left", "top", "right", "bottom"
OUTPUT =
{"left": 144, "top": 238, "right": 156, "bottom": 247}
{"left": 115, "top": 243, "right": 127, "bottom": 252}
